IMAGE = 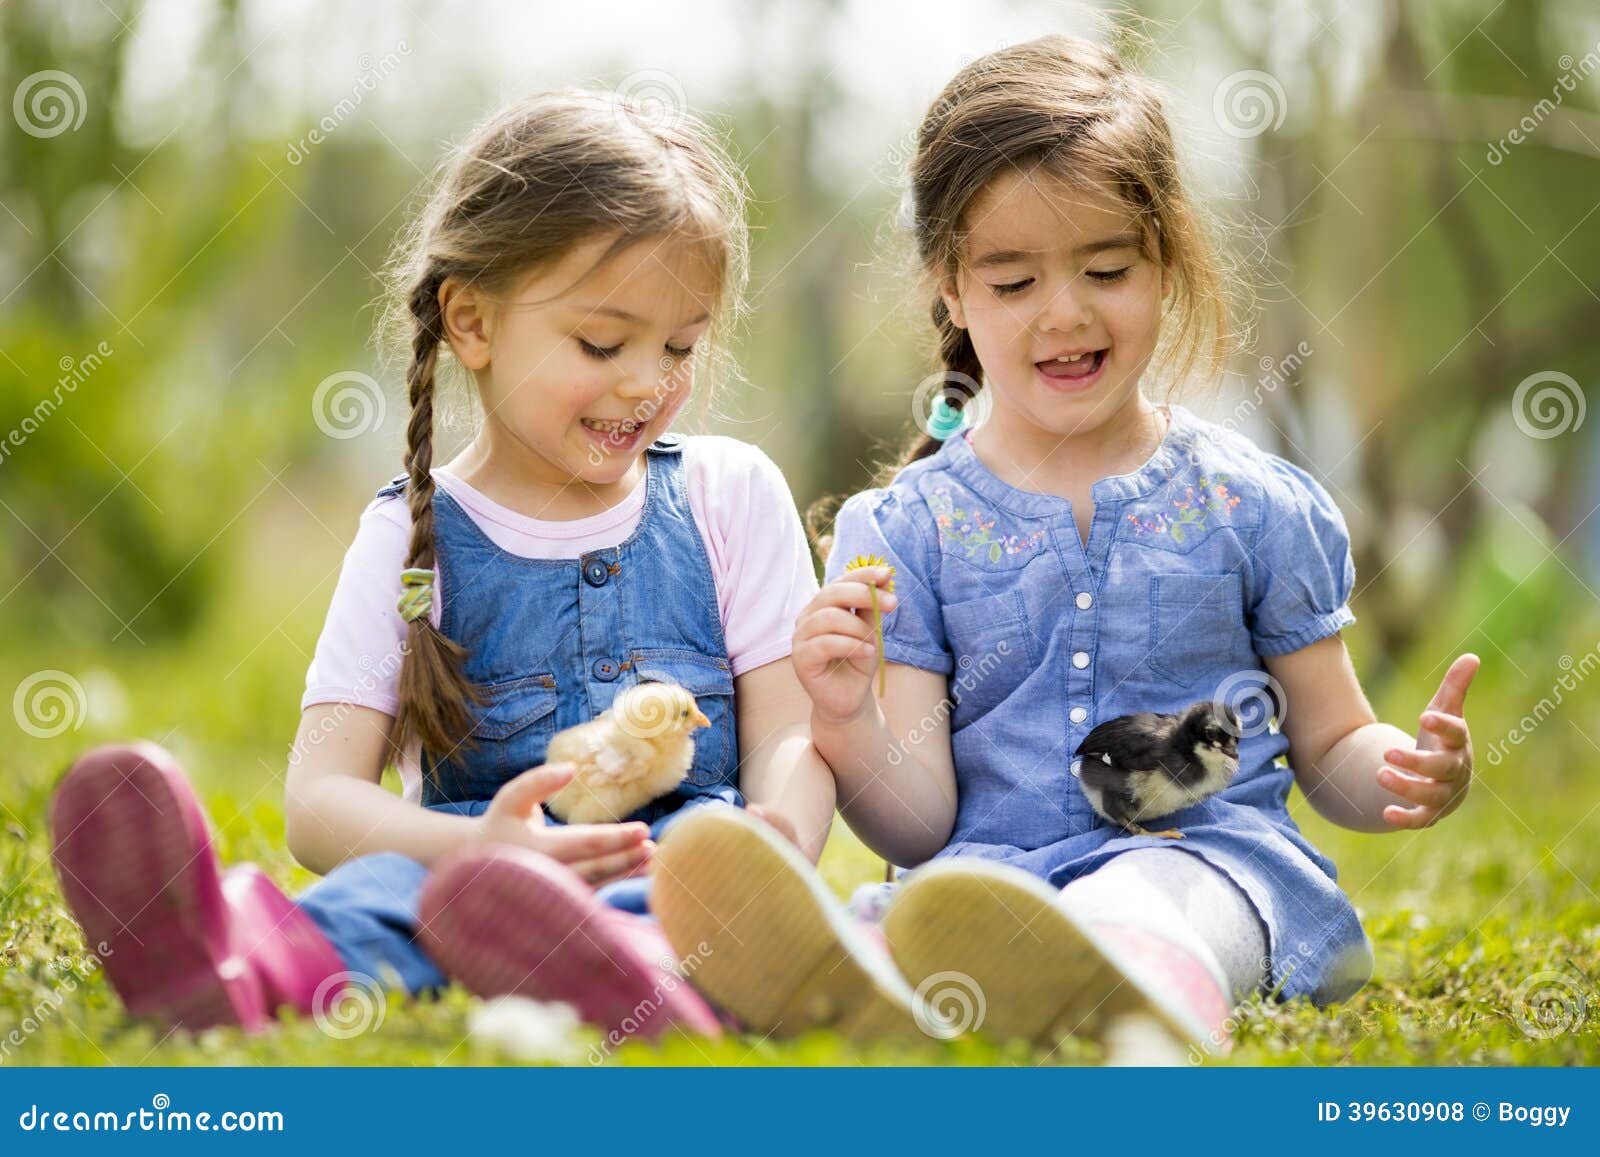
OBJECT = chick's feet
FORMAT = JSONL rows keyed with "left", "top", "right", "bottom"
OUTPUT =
{"left": 1126, "top": 824, "right": 1185, "bottom": 840}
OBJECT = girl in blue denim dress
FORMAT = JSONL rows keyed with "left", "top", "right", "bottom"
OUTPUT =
{"left": 651, "top": 35, "right": 1481, "bottom": 1052}
{"left": 48, "top": 91, "right": 833, "bottom": 1044}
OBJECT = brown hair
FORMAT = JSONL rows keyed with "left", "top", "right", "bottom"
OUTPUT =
{"left": 869, "top": 34, "right": 1236, "bottom": 502}
{"left": 381, "top": 90, "right": 748, "bottom": 771}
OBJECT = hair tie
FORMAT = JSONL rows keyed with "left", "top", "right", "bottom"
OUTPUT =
{"left": 397, "top": 567, "right": 435, "bottom": 623}
{"left": 927, "top": 396, "right": 966, "bottom": 440}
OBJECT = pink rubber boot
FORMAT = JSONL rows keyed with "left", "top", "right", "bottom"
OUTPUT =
{"left": 50, "top": 742, "right": 348, "bottom": 1034}
{"left": 1091, "top": 923, "right": 1235, "bottom": 1057}
{"left": 419, "top": 844, "right": 722, "bottom": 1042}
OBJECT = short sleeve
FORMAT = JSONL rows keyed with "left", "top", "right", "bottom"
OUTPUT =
{"left": 1246, "top": 458, "right": 1357, "bottom": 657}
{"left": 824, "top": 488, "right": 952, "bottom": 674}
{"left": 704, "top": 443, "right": 821, "bottom": 676}
{"left": 301, "top": 499, "right": 420, "bottom": 714}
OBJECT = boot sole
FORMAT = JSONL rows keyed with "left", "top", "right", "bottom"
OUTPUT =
{"left": 881, "top": 859, "right": 1197, "bottom": 1049}
{"left": 651, "top": 806, "right": 921, "bottom": 1042}
{"left": 418, "top": 845, "right": 718, "bottom": 1041}
{"left": 50, "top": 744, "right": 264, "bottom": 1031}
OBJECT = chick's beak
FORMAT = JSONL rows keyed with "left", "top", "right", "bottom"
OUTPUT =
{"left": 691, "top": 707, "right": 712, "bottom": 729}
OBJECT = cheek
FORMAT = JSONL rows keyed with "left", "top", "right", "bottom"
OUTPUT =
{"left": 494, "top": 350, "right": 605, "bottom": 434}
{"left": 1103, "top": 280, "right": 1164, "bottom": 349}
{"left": 963, "top": 300, "right": 1032, "bottom": 360}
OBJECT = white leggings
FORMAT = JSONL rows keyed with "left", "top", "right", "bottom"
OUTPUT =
{"left": 1058, "top": 848, "right": 1269, "bottom": 1003}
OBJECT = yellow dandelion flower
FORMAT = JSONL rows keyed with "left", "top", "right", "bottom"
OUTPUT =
{"left": 844, "top": 552, "right": 896, "bottom": 593}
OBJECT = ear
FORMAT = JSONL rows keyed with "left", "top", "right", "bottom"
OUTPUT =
{"left": 939, "top": 275, "right": 967, "bottom": 330}
{"left": 439, "top": 277, "right": 494, "bottom": 371}
{"left": 1160, "top": 260, "right": 1174, "bottom": 304}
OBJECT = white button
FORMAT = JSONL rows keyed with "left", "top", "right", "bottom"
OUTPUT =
{"left": 1076, "top": 592, "right": 1093, "bottom": 610}
{"left": 1071, "top": 759, "right": 1083, "bottom": 777}
{"left": 1070, "top": 707, "right": 1088, "bottom": 724}
{"left": 1072, "top": 651, "right": 1089, "bottom": 669}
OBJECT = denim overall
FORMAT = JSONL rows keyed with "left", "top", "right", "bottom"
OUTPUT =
{"left": 294, "top": 435, "right": 743, "bottom": 992}
{"left": 826, "top": 406, "right": 1374, "bottom": 1004}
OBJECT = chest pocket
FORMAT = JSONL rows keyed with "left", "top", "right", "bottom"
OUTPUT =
{"left": 629, "top": 649, "right": 737, "bottom": 788}
{"left": 1147, "top": 572, "right": 1244, "bottom": 687}
{"left": 941, "top": 590, "right": 1034, "bottom": 731}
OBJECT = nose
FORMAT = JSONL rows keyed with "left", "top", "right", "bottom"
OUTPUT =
{"left": 1037, "top": 279, "right": 1093, "bottom": 335}
{"left": 616, "top": 349, "right": 689, "bottom": 408}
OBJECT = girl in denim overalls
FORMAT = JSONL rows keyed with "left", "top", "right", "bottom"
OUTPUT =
{"left": 49, "top": 91, "right": 834, "bottom": 1043}
{"left": 650, "top": 37, "right": 1481, "bottom": 1053}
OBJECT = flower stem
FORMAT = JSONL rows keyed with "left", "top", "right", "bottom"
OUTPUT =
{"left": 869, "top": 583, "right": 885, "bottom": 696}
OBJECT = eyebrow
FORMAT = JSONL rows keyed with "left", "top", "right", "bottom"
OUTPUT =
{"left": 572, "top": 304, "right": 711, "bottom": 327}
{"left": 970, "top": 233, "right": 1144, "bottom": 269}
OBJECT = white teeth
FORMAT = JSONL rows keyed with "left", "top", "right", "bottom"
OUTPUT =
{"left": 1055, "top": 353, "right": 1090, "bottom": 363}
{"left": 584, "top": 418, "right": 640, "bottom": 435}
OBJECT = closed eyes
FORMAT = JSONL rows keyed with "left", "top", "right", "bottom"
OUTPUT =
{"left": 579, "top": 339, "right": 697, "bottom": 361}
{"left": 988, "top": 268, "right": 1132, "bottom": 298}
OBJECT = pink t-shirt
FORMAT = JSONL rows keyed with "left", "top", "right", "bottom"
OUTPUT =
{"left": 302, "top": 435, "right": 819, "bottom": 801}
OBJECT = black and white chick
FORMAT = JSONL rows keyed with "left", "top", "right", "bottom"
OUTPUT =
{"left": 1074, "top": 701, "right": 1240, "bottom": 839}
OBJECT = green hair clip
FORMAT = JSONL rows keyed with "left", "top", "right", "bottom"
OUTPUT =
{"left": 397, "top": 567, "right": 435, "bottom": 623}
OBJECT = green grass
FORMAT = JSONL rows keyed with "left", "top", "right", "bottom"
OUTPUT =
{"left": 3, "top": 522, "right": 1599, "bottom": 1065}
{"left": 3, "top": 747, "right": 1597, "bottom": 1067}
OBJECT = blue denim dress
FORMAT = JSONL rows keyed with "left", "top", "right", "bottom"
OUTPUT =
{"left": 296, "top": 435, "right": 742, "bottom": 991}
{"left": 825, "top": 405, "right": 1373, "bottom": 1003}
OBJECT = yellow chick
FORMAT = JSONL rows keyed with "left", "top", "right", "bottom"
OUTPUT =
{"left": 543, "top": 681, "right": 712, "bottom": 824}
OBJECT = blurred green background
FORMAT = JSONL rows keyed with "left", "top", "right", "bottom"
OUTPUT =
{"left": 3, "top": 0, "right": 1599, "bottom": 1064}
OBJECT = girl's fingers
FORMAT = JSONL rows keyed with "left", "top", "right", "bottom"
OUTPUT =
{"left": 1382, "top": 803, "right": 1439, "bottom": 830}
{"left": 1426, "top": 653, "right": 1479, "bottom": 716}
{"left": 796, "top": 606, "right": 878, "bottom": 643}
{"left": 803, "top": 636, "right": 878, "bottom": 663}
{"left": 1378, "top": 766, "right": 1455, "bottom": 809}
{"left": 492, "top": 763, "right": 576, "bottom": 817}
{"left": 1418, "top": 711, "right": 1469, "bottom": 749}
{"left": 837, "top": 565, "right": 896, "bottom": 591}
{"left": 539, "top": 821, "right": 651, "bottom": 860}
{"left": 569, "top": 842, "right": 654, "bottom": 885}
{"left": 810, "top": 578, "right": 899, "bottom": 614}
{"left": 1383, "top": 746, "right": 1463, "bottom": 781}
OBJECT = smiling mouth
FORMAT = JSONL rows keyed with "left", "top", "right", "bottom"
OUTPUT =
{"left": 581, "top": 417, "right": 645, "bottom": 437}
{"left": 1036, "top": 349, "right": 1107, "bottom": 380}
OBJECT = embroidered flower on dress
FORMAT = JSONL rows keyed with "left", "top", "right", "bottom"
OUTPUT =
{"left": 1127, "top": 473, "right": 1242, "bottom": 544}
{"left": 928, "top": 487, "right": 1046, "bottom": 563}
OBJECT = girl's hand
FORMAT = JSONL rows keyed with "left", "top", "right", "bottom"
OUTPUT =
{"left": 792, "top": 567, "right": 899, "bottom": 725}
{"left": 1379, "top": 653, "right": 1479, "bottom": 829}
{"left": 477, "top": 763, "right": 653, "bottom": 884}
